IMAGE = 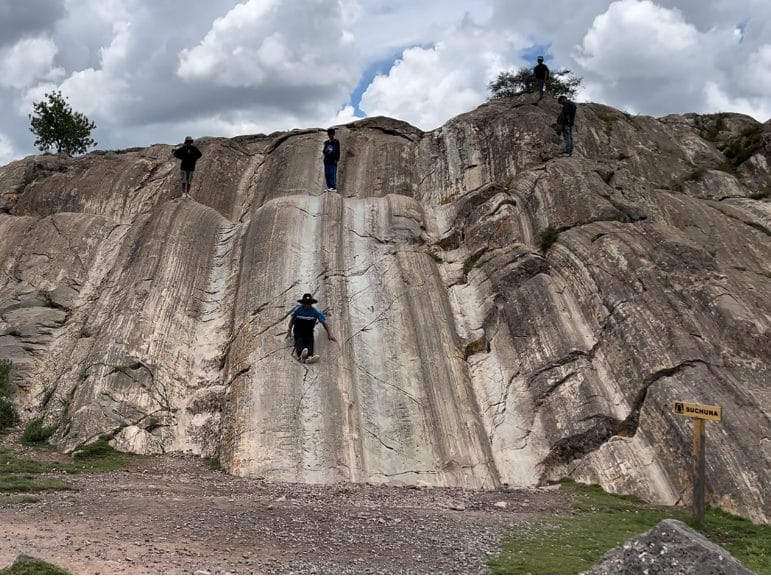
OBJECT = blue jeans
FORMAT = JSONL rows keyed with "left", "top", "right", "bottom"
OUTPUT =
{"left": 561, "top": 124, "right": 573, "bottom": 155}
{"left": 324, "top": 163, "right": 337, "bottom": 189}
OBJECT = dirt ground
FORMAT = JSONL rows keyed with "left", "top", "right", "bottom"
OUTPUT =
{"left": 0, "top": 449, "right": 569, "bottom": 575}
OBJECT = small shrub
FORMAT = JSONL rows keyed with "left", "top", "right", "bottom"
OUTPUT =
{"left": 463, "top": 255, "right": 479, "bottom": 276}
{"left": 0, "top": 398, "right": 16, "bottom": 432}
{"left": 0, "top": 557, "right": 70, "bottom": 574}
{"left": 205, "top": 456, "right": 223, "bottom": 471}
{"left": 695, "top": 113, "right": 727, "bottom": 142}
{"left": 0, "top": 360, "right": 16, "bottom": 433}
{"left": 720, "top": 125, "right": 764, "bottom": 171}
{"left": 426, "top": 250, "right": 444, "bottom": 263}
{"left": 538, "top": 226, "right": 559, "bottom": 252}
{"left": 21, "top": 417, "right": 57, "bottom": 445}
{"left": 749, "top": 183, "right": 770, "bottom": 200}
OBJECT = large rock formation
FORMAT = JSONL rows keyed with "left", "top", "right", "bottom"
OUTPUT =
{"left": 0, "top": 97, "right": 768, "bottom": 522}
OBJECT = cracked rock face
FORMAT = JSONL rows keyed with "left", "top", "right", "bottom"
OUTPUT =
{"left": 0, "top": 99, "right": 768, "bottom": 523}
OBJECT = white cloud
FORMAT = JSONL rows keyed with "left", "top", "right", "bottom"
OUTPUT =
{"left": 0, "top": 132, "right": 17, "bottom": 166}
{"left": 704, "top": 81, "right": 771, "bottom": 121}
{"left": 178, "top": 0, "right": 360, "bottom": 89}
{"left": 575, "top": 0, "right": 703, "bottom": 79}
{"left": 745, "top": 44, "right": 771, "bottom": 97}
{"left": 0, "top": 36, "right": 64, "bottom": 89}
{"left": 359, "top": 21, "right": 526, "bottom": 130}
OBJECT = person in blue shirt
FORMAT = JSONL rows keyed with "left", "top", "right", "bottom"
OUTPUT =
{"left": 286, "top": 293, "right": 336, "bottom": 363}
{"left": 322, "top": 128, "right": 340, "bottom": 192}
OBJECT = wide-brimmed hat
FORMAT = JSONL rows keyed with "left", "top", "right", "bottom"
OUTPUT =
{"left": 298, "top": 293, "right": 317, "bottom": 304}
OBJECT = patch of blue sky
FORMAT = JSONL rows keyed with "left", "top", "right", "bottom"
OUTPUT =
{"left": 348, "top": 46, "right": 433, "bottom": 117}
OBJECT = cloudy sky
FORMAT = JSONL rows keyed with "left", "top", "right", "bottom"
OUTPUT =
{"left": 0, "top": 0, "right": 769, "bottom": 164}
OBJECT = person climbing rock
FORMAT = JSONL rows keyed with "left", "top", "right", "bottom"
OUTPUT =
{"left": 557, "top": 96, "right": 576, "bottom": 156}
{"left": 287, "top": 293, "right": 336, "bottom": 363}
{"left": 173, "top": 136, "right": 202, "bottom": 198}
{"left": 322, "top": 128, "right": 340, "bottom": 192}
{"left": 533, "top": 56, "right": 550, "bottom": 101}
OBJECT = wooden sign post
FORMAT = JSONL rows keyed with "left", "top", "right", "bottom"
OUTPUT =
{"left": 673, "top": 401, "right": 722, "bottom": 524}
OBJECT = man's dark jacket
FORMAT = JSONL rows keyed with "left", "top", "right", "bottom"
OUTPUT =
{"left": 323, "top": 138, "right": 340, "bottom": 165}
{"left": 559, "top": 100, "right": 577, "bottom": 127}
{"left": 173, "top": 145, "right": 203, "bottom": 171}
{"left": 533, "top": 63, "right": 549, "bottom": 80}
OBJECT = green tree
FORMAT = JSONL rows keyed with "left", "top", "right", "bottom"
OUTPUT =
{"left": 29, "top": 91, "right": 97, "bottom": 155}
{"left": 489, "top": 67, "right": 583, "bottom": 100}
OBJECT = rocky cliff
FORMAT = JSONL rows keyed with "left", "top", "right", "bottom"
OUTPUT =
{"left": 0, "top": 97, "right": 768, "bottom": 522}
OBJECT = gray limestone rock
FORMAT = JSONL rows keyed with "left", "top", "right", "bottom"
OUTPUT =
{"left": 0, "top": 99, "right": 768, "bottom": 523}
{"left": 586, "top": 519, "right": 752, "bottom": 575}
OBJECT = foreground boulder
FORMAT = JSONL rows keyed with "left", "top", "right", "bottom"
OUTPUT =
{"left": 0, "top": 98, "right": 768, "bottom": 522}
{"left": 586, "top": 519, "right": 752, "bottom": 574}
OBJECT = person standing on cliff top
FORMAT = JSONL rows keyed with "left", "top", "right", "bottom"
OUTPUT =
{"left": 533, "top": 56, "right": 550, "bottom": 101}
{"left": 322, "top": 128, "right": 340, "bottom": 192}
{"left": 287, "top": 293, "right": 336, "bottom": 363}
{"left": 173, "top": 136, "right": 202, "bottom": 199}
{"left": 557, "top": 96, "right": 576, "bottom": 157}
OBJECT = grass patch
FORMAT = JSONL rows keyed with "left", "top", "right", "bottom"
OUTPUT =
{"left": 0, "top": 474, "right": 72, "bottom": 492}
{"left": 0, "top": 557, "right": 70, "bottom": 575}
{"left": 0, "top": 436, "right": 142, "bottom": 476}
{"left": 21, "top": 418, "right": 57, "bottom": 445}
{"left": 488, "top": 481, "right": 770, "bottom": 574}
{"left": 71, "top": 435, "right": 138, "bottom": 471}
{"left": 597, "top": 111, "right": 621, "bottom": 130}
{"left": 538, "top": 226, "right": 559, "bottom": 252}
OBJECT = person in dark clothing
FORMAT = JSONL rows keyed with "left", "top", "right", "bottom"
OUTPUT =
{"left": 286, "top": 293, "right": 336, "bottom": 363}
{"left": 557, "top": 96, "right": 577, "bottom": 156}
{"left": 322, "top": 128, "right": 340, "bottom": 192}
{"left": 172, "top": 136, "right": 202, "bottom": 198}
{"left": 533, "top": 56, "right": 550, "bottom": 100}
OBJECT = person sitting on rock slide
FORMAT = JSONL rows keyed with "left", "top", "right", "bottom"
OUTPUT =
{"left": 287, "top": 293, "right": 336, "bottom": 363}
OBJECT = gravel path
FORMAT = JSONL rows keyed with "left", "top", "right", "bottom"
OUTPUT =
{"left": 1, "top": 452, "right": 567, "bottom": 574}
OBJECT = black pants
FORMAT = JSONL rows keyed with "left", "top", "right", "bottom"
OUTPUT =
{"left": 294, "top": 330, "right": 314, "bottom": 357}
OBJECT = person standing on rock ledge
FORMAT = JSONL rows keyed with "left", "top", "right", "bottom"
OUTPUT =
{"left": 322, "top": 128, "right": 340, "bottom": 192}
{"left": 557, "top": 96, "right": 576, "bottom": 157}
{"left": 287, "top": 293, "right": 336, "bottom": 363}
{"left": 173, "top": 136, "right": 202, "bottom": 198}
{"left": 533, "top": 56, "right": 550, "bottom": 101}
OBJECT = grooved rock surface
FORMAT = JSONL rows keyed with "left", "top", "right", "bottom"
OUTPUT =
{"left": 585, "top": 518, "right": 752, "bottom": 575}
{"left": 0, "top": 97, "right": 769, "bottom": 522}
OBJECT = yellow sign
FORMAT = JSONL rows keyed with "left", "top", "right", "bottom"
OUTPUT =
{"left": 673, "top": 401, "right": 722, "bottom": 421}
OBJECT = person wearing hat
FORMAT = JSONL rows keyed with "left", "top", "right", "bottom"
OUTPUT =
{"left": 286, "top": 293, "right": 336, "bottom": 363}
{"left": 533, "top": 56, "right": 550, "bottom": 101}
{"left": 172, "top": 136, "right": 203, "bottom": 198}
{"left": 322, "top": 128, "right": 340, "bottom": 192}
